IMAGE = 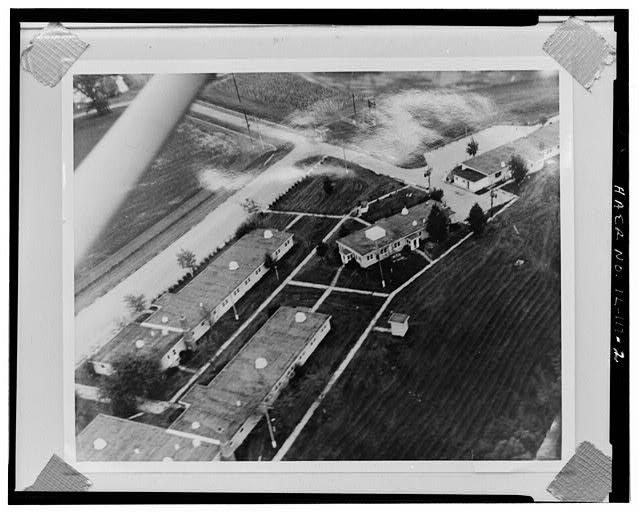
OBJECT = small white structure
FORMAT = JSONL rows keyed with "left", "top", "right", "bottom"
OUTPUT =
{"left": 388, "top": 312, "right": 410, "bottom": 337}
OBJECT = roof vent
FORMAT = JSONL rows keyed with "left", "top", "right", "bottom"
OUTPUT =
{"left": 93, "top": 438, "right": 107, "bottom": 450}
{"left": 161, "top": 315, "right": 169, "bottom": 324}
{"left": 295, "top": 312, "right": 307, "bottom": 323}
{"left": 133, "top": 448, "right": 141, "bottom": 455}
{"left": 135, "top": 339, "right": 145, "bottom": 349}
{"left": 192, "top": 439, "right": 202, "bottom": 448}
{"left": 162, "top": 456, "right": 173, "bottom": 462}
{"left": 401, "top": 207, "right": 409, "bottom": 215}
{"left": 264, "top": 229, "right": 273, "bottom": 239}
{"left": 255, "top": 357, "right": 268, "bottom": 369}
{"left": 161, "top": 328, "right": 169, "bottom": 336}
{"left": 236, "top": 400, "right": 242, "bottom": 407}
{"left": 500, "top": 161, "right": 506, "bottom": 168}
{"left": 191, "top": 421, "right": 200, "bottom": 430}
{"left": 412, "top": 220, "right": 418, "bottom": 227}
{"left": 365, "top": 226, "right": 386, "bottom": 241}
{"left": 174, "top": 443, "right": 181, "bottom": 450}
{"left": 228, "top": 261, "right": 239, "bottom": 271}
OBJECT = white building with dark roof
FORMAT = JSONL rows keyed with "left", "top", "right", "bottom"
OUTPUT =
{"left": 170, "top": 306, "right": 332, "bottom": 459}
{"left": 76, "top": 414, "right": 221, "bottom": 462}
{"left": 89, "top": 228, "right": 294, "bottom": 376}
{"left": 336, "top": 200, "right": 451, "bottom": 268}
{"left": 451, "top": 122, "right": 560, "bottom": 193}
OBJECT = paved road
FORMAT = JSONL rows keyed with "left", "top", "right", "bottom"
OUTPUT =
{"left": 74, "top": 100, "right": 534, "bottom": 363}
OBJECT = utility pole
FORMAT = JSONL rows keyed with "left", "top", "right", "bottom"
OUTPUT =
{"left": 424, "top": 166, "right": 432, "bottom": 190}
{"left": 352, "top": 92, "right": 357, "bottom": 118}
{"left": 490, "top": 189, "right": 498, "bottom": 217}
{"left": 265, "top": 408, "right": 277, "bottom": 449}
{"left": 232, "top": 74, "right": 253, "bottom": 142}
{"left": 232, "top": 301, "right": 239, "bottom": 321}
{"left": 343, "top": 145, "right": 349, "bottom": 174}
{"left": 375, "top": 241, "right": 386, "bottom": 288}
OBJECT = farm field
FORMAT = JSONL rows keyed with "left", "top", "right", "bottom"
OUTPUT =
{"left": 235, "top": 291, "right": 386, "bottom": 461}
{"left": 271, "top": 156, "right": 405, "bottom": 215}
{"left": 286, "top": 158, "right": 561, "bottom": 460}
{"left": 75, "top": 116, "right": 279, "bottom": 306}
{"left": 199, "top": 72, "right": 558, "bottom": 170}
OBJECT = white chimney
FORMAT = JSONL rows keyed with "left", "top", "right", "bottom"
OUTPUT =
{"left": 401, "top": 207, "right": 409, "bottom": 215}
{"left": 263, "top": 229, "right": 273, "bottom": 239}
{"left": 295, "top": 312, "right": 307, "bottom": 323}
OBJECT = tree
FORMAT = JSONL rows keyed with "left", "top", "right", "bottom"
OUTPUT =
{"left": 241, "top": 197, "right": 260, "bottom": 214}
{"left": 124, "top": 294, "right": 147, "bottom": 316}
{"left": 177, "top": 248, "right": 197, "bottom": 274}
{"left": 466, "top": 137, "right": 479, "bottom": 157}
{"left": 316, "top": 242, "right": 329, "bottom": 259}
{"left": 323, "top": 176, "right": 334, "bottom": 195}
{"left": 100, "top": 354, "right": 162, "bottom": 416}
{"left": 509, "top": 154, "right": 528, "bottom": 184}
{"left": 467, "top": 203, "right": 488, "bottom": 235}
{"left": 73, "top": 75, "right": 112, "bottom": 115}
{"left": 264, "top": 252, "right": 279, "bottom": 281}
{"left": 429, "top": 188, "right": 444, "bottom": 203}
{"left": 539, "top": 114, "right": 548, "bottom": 126}
{"left": 426, "top": 205, "right": 448, "bottom": 243}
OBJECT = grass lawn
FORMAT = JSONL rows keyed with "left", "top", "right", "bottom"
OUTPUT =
{"left": 287, "top": 160, "right": 561, "bottom": 460}
{"left": 294, "top": 217, "right": 368, "bottom": 286}
{"left": 234, "top": 291, "right": 386, "bottom": 461}
{"left": 271, "top": 156, "right": 404, "bottom": 215}
{"left": 337, "top": 250, "right": 429, "bottom": 293}
{"left": 75, "top": 395, "right": 112, "bottom": 435}
{"left": 361, "top": 186, "right": 430, "bottom": 223}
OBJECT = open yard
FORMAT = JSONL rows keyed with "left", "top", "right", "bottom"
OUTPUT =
{"left": 271, "top": 156, "right": 404, "bottom": 215}
{"left": 286, "top": 159, "right": 561, "bottom": 460}
{"left": 235, "top": 291, "right": 386, "bottom": 461}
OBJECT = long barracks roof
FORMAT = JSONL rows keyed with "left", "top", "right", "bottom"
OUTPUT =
{"left": 457, "top": 123, "right": 559, "bottom": 178}
{"left": 144, "top": 229, "right": 293, "bottom": 330}
{"left": 170, "top": 306, "right": 331, "bottom": 441}
{"left": 92, "top": 322, "right": 183, "bottom": 365}
{"left": 76, "top": 414, "right": 220, "bottom": 462}
{"left": 337, "top": 200, "right": 451, "bottom": 256}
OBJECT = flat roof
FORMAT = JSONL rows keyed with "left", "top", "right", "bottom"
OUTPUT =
{"left": 171, "top": 306, "right": 331, "bottom": 440}
{"left": 459, "top": 123, "right": 559, "bottom": 176}
{"left": 144, "top": 229, "right": 293, "bottom": 330}
{"left": 92, "top": 322, "right": 183, "bottom": 365}
{"left": 76, "top": 414, "right": 220, "bottom": 462}
{"left": 337, "top": 200, "right": 451, "bottom": 256}
{"left": 452, "top": 167, "right": 487, "bottom": 183}
{"left": 389, "top": 312, "right": 410, "bottom": 324}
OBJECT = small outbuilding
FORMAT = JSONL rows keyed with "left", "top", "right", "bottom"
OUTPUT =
{"left": 388, "top": 312, "right": 410, "bottom": 337}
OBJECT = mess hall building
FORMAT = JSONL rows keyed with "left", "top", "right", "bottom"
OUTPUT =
{"left": 76, "top": 413, "right": 221, "bottom": 462}
{"left": 170, "top": 306, "right": 332, "bottom": 459}
{"left": 451, "top": 122, "right": 560, "bottom": 193}
{"left": 336, "top": 200, "right": 451, "bottom": 268}
{"left": 89, "top": 228, "right": 294, "bottom": 376}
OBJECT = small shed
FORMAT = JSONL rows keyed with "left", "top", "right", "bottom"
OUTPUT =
{"left": 388, "top": 312, "right": 410, "bottom": 337}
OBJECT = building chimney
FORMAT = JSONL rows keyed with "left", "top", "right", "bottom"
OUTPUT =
{"left": 180, "top": 315, "right": 194, "bottom": 346}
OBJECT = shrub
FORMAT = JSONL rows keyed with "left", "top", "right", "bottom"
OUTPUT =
{"left": 467, "top": 203, "right": 488, "bottom": 235}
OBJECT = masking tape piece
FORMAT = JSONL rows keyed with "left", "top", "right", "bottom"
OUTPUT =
{"left": 20, "top": 22, "right": 89, "bottom": 87}
{"left": 24, "top": 454, "right": 92, "bottom": 492}
{"left": 547, "top": 441, "right": 612, "bottom": 502}
{"left": 543, "top": 17, "right": 616, "bottom": 90}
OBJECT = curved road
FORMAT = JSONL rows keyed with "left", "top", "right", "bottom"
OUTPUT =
{"left": 75, "top": 100, "right": 536, "bottom": 363}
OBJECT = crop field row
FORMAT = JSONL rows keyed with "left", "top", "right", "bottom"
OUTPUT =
{"left": 235, "top": 291, "right": 386, "bottom": 461}
{"left": 286, "top": 160, "right": 561, "bottom": 460}
{"left": 271, "top": 156, "right": 404, "bottom": 215}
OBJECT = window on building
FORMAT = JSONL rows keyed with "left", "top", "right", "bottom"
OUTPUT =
{"left": 495, "top": 171, "right": 502, "bottom": 178}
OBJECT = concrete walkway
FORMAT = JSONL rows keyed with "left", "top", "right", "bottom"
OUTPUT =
{"left": 288, "top": 280, "right": 389, "bottom": 298}
{"left": 311, "top": 265, "right": 344, "bottom": 312}
{"left": 272, "top": 197, "right": 522, "bottom": 461}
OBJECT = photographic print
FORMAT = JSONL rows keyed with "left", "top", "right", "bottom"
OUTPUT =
{"left": 71, "top": 70, "right": 563, "bottom": 464}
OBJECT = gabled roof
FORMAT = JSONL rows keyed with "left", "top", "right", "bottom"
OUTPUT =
{"left": 337, "top": 200, "right": 451, "bottom": 256}
{"left": 144, "top": 229, "right": 293, "bottom": 330}
{"left": 170, "top": 307, "right": 331, "bottom": 441}
{"left": 76, "top": 414, "right": 220, "bottom": 462}
{"left": 458, "top": 123, "right": 559, "bottom": 177}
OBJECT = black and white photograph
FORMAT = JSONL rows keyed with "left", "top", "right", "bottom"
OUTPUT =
{"left": 70, "top": 69, "right": 566, "bottom": 464}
